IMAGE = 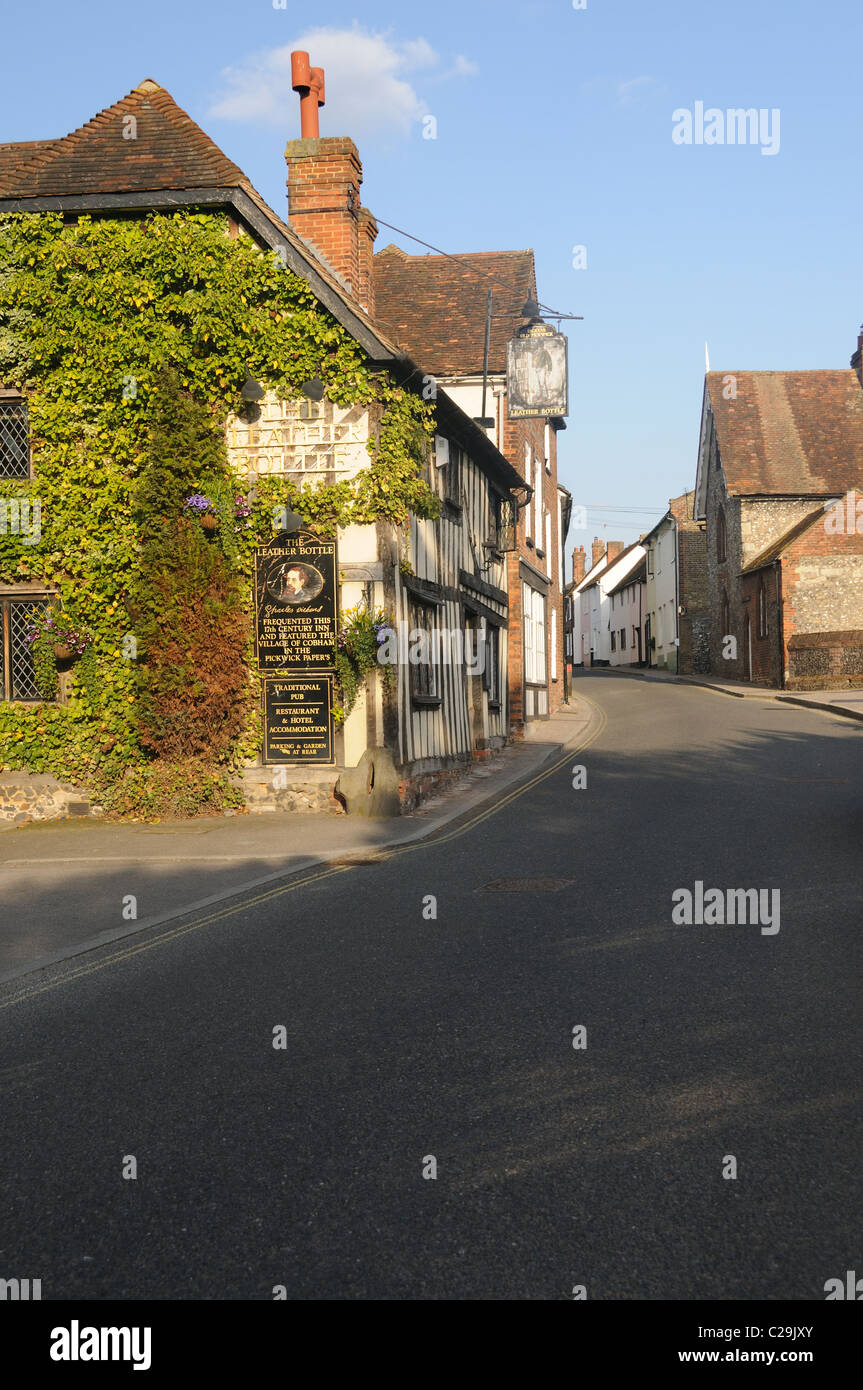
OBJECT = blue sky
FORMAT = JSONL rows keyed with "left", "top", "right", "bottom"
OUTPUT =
{"left": 3, "top": 0, "right": 861, "bottom": 547}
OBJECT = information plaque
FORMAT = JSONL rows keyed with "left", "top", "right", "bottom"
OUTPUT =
{"left": 254, "top": 530, "right": 337, "bottom": 672}
{"left": 262, "top": 675, "right": 335, "bottom": 766}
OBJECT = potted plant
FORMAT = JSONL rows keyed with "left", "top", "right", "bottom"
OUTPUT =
{"left": 334, "top": 605, "right": 396, "bottom": 716}
{"left": 24, "top": 606, "right": 93, "bottom": 697}
{"left": 233, "top": 495, "right": 253, "bottom": 532}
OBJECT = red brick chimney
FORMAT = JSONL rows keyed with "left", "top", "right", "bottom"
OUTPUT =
{"left": 285, "top": 51, "right": 377, "bottom": 317}
{"left": 607, "top": 540, "right": 625, "bottom": 562}
{"left": 572, "top": 545, "right": 587, "bottom": 585}
{"left": 591, "top": 537, "right": 605, "bottom": 569}
{"left": 852, "top": 323, "right": 863, "bottom": 389}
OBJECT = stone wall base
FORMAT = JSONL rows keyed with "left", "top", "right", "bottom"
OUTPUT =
{"left": 0, "top": 774, "right": 96, "bottom": 827}
{"left": 241, "top": 767, "right": 344, "bottom": 815}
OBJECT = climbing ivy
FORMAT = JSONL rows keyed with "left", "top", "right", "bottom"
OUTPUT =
{"left": 0, "top": 210, "right": 439, "bottom": 814}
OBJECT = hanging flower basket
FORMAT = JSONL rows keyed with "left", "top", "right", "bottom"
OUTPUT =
{"left": 53, "top": 642, "right": 75, "bottom": 662}
{"left": 183, "top": 493, "right": 221, "bottom": 535}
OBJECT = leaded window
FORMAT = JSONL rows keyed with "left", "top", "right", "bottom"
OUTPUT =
{"left": 0, "top": 398, "right": 30, "bottom": 480}
{"left": 1, "top": 595, "right": 51, "bottom": 701}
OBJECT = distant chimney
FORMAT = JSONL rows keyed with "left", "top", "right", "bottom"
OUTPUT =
{"left": 852, "top": 323, "right": 863, "bottom": 389}
{"left": 607, "top": 540, "right": 625, "bottom": 562}
{"left": 285, "top": 51, "right": 377, "bottom": 316}
{"left": 591, "top": 537, "right": 605, "bottom": 569}
{"left": 572, "top": 544, "right": 587, "bottom": 585}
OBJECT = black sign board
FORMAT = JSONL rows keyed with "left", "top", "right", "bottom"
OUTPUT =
{"left": 254, "top": 530, "right": 337, "bottom": 672}
{"left": 506, "top": 321, "right": 569, "bottom": 419}
{"left": 262, "top": 675, "right": 335, "bottom": 766}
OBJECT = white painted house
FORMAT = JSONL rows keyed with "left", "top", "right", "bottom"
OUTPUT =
{"left": 608, "top": 555, "right": 647, "bottom": 666}
{"left": 574, "top": 542, "right": 646, "bottom": 665}
{"left": 642, "top": 512, "right": 680, "bottom": 671}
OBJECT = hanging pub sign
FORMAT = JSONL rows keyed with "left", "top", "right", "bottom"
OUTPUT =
{"left": 254, "top": 528, "right": 337, "bottom": 672}
{"left": 506, "top": 321, "right": 569, "bottom": 419}
{"left": 262, "top": 675, "right": 335, "bottom": 766}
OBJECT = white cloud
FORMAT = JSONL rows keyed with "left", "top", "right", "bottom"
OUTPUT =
{"left": 451, "top": 55, "right": 480, "bottom": 78}
{"left": 616, "top": 76, "right": 656, "bottom": 106}
{"left": 208, "top": 26, "right": 478, "bottom": 140}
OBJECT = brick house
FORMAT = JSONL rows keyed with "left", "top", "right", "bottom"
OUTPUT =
{"left": 693, "top": 351, "right": 863, "bottom": 687}
{"left": 0, "top": 71, "right": 525, "bottom": 810}
{"left": 373, "top": 247, "right": 570, "bottom": 728}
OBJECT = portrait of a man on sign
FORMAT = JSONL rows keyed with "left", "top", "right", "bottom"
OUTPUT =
{"left": 506, "top": 329, "right": 568, "bottom": 417}
{"left": 268, "top": 561, "right": 324, "bottom": 605}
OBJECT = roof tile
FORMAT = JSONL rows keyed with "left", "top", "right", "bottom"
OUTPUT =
{"left": 373, "top": 247, "right": 537, "bottom": 374}
{"left": 707, "top": 370, "right": 863, "bottom": 495}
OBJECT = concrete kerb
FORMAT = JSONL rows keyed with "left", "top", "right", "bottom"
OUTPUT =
{"left": 581, "top": 666, "right": 863, "bottom": 723}
{"left": 0, "top": 694, "right": 601, "bottom": 989}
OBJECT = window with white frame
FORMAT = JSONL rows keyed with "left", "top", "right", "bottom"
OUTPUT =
{"left": 523, "top": 584, "right": 547, "bottom": 685}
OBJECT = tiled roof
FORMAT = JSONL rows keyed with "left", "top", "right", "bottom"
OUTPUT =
{"left": 607, "top": 556, "right": 647, "bottom": 595}
{"left": 0, "top": 141, "right": 58, "bottom": 183}
{"left": 707, "top": 370, "right": 863, "bottom": 496}
{"left": 373, "top": 245, "right": 537, "bottom": 375}
{"left": 0, "top": 81, "right": 526, "bottom": 496}
{"left": 0, "top": 81, "right": 388, "bottom": 342}
{"left": 0, "top": 80, "right": 246, "bottom": 198}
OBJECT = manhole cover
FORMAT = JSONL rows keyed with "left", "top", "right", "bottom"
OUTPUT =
{"left": 480, "top": 877, "right": 574, "bottom": 893}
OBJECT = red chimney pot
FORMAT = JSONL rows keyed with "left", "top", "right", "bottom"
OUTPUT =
{"left": 291, "top": 50, "right": 325, "bottom": 138}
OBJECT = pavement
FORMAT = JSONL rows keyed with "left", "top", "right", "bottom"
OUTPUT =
{"left": 0, "top": 697, "right": 600, "bottom": 985}
{"left": 587, "top": 664, "right": 863, "bottom": 721}
{"left": 1, "top": 670, "right": 859, "bottom": 1300}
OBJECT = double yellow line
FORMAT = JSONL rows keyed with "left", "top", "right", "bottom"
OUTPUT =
{"left": 0, "top": 694, "right": 607, "bottom": 1013}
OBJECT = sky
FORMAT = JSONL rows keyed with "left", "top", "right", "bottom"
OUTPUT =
{"left": 3, "top": 0, "right": 861, "bottom": 548}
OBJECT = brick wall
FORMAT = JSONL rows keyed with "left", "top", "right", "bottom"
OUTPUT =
{"left": 704, "top": 431, "right": 741, "bottom": 677}
{"left": 671, "top": 491, "right": 710, "bottom": 674}
{"left": 285, "top": 136, "right": 376, "bottom": 315}
{"left": 740, "top": 565, "right": 782, "bottom": 686}
{"left": 704, "top": 416, "right": 817, "bottom": 678}
{"left": 781, "top": 512, "right": 863, "bottom": 686}
{"left": 501, "top": 412, "right": 565, "bottom": 719}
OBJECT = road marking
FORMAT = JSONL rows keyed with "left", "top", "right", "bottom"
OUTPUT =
{"left": 0, "top": 696, "right": 607, "bottom": 1014}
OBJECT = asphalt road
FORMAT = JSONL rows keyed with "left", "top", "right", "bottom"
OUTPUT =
{"left": 1, "top": 672, "right": 860, "bottom": 1300}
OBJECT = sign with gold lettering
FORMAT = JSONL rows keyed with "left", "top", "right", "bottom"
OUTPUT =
{"left": 262, "top": 675, "right": 335, "bottom": 765}
{"left": 506, "top": 321, "right": 569, "bottom": 419}
{"left": 254, "top": 529, "right": 337, "bottom": 672}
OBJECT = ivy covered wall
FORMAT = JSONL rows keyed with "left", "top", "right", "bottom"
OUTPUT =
{"left": 0, "top": 209, "right": 438, "bottom": 816}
